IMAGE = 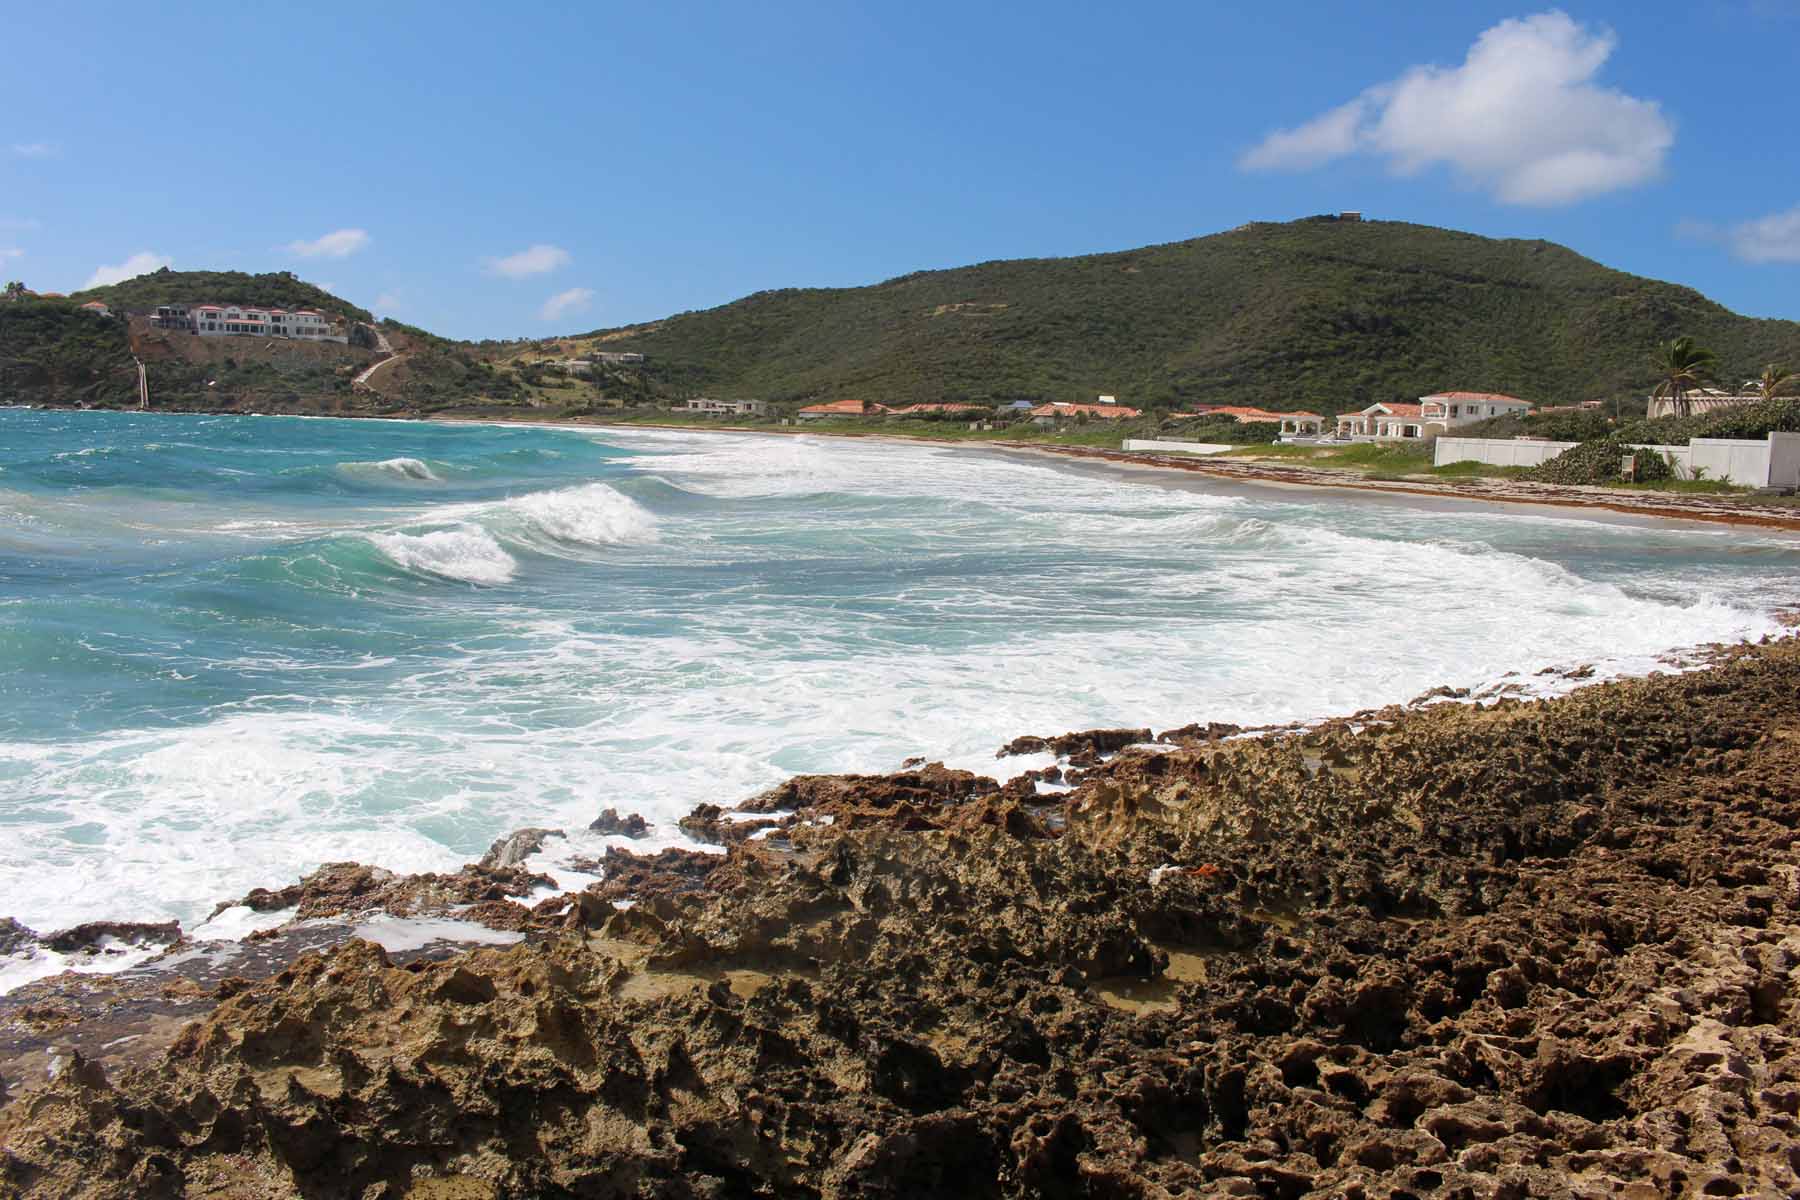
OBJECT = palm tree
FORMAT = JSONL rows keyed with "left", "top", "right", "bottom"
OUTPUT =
{"left": 1755, "top": 363, "right": 1796, "bottom": 402}
{"left": 1651, "top": 336, "right": 1718, "bottom": 418}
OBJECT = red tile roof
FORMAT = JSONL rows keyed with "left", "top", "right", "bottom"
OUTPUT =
{"left": 891, "top": 403, "right": 989, "bottom": 414}
{"left": 1188, "top": 406, "right": 1321, "bottom": 423}
{"left": 1030, "top": 402, "right": 1143, "bottom": 419}
{"left": 1423, "top": 391, "right": 1531, "bottom": 405}
{"left": 798, "top": 399, "right": 889, "bottom": 415}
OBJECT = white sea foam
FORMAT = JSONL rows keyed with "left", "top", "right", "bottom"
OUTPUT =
{"left": 339, "top": 456, "right": 442, "bottom": 482}
{"left": 0, "top": 938, "right": 168, "bottom": 997}
{"left": 365, "top": 526, "right": 517, "bottom": 584}
{"left": 348, "top": 914, "right": 525, "bottom": 953}
{"left": 2, "top": 425, "right": 1796, "bottom": 937}
{"left": 190, "top": 904, "right": 297, "bottom": 942}
{"left": 492, "top": 482, "right": 659, "bottom": 549}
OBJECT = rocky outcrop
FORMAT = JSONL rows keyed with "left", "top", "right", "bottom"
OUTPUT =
{"left": 4, "top": 640, "right": 1800, "bottom": 1197}
{"left": 210, "top": 859, "right": 554, "bottom": 924}
{"left": 589, "top": 808, "right": 651, "bottom": 838}
{"left": 477, "top": 826, "right": 562, "bottom": 870}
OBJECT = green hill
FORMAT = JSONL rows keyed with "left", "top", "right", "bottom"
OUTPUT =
{"left": 572, "top": 217, "right": 1800, "bottom": 413}
{"left": 0, "top": 299, "right": 136, "bottom": 406}
{"left": 71, "top": 268, "right": 373, "bottom": 325}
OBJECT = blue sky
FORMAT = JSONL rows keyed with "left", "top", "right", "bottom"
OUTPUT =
{"left": 4, "top": 1, "right": 1797, "bottom": 340}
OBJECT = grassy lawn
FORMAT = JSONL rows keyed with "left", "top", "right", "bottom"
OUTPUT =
{"left": 1222, "top": 441, "right": 1437, "bottom": 473}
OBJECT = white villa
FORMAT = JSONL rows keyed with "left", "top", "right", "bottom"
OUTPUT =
{"left": 682, "top": 397, "right": 768, "bottom": 417}
{"left": 151, "top": 303, "right": 348, "bottom": 344}
{"left": 1333, "top": 391, "right": 1533, "bottom": 441}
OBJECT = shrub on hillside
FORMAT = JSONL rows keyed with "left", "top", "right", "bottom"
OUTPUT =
{"left": 1612, "top": 398, "right": 1800, "bottom": 447}
{"left": 1528, "top": 438, "right": 1675, "bottom": 485}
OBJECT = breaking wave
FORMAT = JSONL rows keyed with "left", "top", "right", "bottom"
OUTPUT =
{"left": 338, "top": 457, "right": 442, "bottom": 483}
{"left": 487, "top": 482, "right": 659, "bottom": 550}
{"left": 364, "top": 527, "right": 517, "bottom": 585}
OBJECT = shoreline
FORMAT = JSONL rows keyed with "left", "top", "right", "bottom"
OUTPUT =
{"left": 436, "top": 413, "right": 1800, "bottom": 533}
{"left": 0, "top": 408, "right": 1794, "bottom": 948}
{"left": 20, "top": 403, "right": 1800, "bottom": 532}
{"left": 5, "top": 634, "right": 1798, "bottom": 1195}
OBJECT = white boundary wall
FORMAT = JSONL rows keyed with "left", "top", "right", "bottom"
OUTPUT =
{"left": 1438, "top": 432, "right": 1800, "bottom": 487}
{"left": 1121, "top": 440, "right": 1239, "bottom": 456}
{"left": 1433, "top": 438, "right": 1576, "bottom": 469}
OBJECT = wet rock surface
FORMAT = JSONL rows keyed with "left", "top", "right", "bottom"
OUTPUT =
{"left": 212, "top": 859, "right": 553, "bottom": 924}
{"left": 4, "top": 640, "right": 1800, "bottom": 1197}
{"left": 591, "top": 808, "right": 652, "bottom": 838}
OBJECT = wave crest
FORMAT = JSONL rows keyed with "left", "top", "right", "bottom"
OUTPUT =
{"left": 496, "top": 483, "right": 659, "bottom": 549}
{"left": 338, "top": 457, "right": 442, "bottom": 483}
{"left": 365, "top": 527, "right": 516, "bottom": 584}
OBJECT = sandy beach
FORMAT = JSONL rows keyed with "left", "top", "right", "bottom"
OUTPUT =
{"left": 430, "top": 413, "right": 1800, "bottom": 533}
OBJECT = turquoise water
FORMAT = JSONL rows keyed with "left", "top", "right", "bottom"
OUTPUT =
{"left": 1, "top": 408, "right": 1795, "bottom": 932}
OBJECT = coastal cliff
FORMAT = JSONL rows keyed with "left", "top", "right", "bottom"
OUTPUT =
{"left": 3, "top": 640, "right": 1799, "bottom": 1197}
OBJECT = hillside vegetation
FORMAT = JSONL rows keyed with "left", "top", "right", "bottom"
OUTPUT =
{"left": 70, "top": 268, "right": 372, "bottom": 324}
{"left": 569, "top": 218, "right": 1800, "bottom": 413}
{"left": 11, "top": 222, "right": 1800, "bottom": 422}
{"left": 0, "top": 300, "right": 136, "bottom": 406}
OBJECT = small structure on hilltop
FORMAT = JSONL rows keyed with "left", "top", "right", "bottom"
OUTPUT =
{"left": 796, "top": 399, "right": 890, "bottom": 421}
{"left": 79, "top": 300, "right": 112, "bottom": 318}
{"left": 1334, "top": 391, "right": 1532, "bottom": 441}
{"left": 683, "top": 397, "right": 768, "bottom": 417}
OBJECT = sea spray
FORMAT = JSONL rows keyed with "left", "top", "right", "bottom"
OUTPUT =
{"left": 364, "top": 526, "right": 518, "bottom": 584}
{"left": 0, "top": 410, "right": 1795, "bottom": 937}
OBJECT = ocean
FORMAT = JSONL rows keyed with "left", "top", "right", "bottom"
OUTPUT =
{"left": 1, "top": 409, "right": 1794, "bottom": 938}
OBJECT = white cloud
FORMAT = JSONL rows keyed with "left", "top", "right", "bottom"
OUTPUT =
{"left": 11, "top": 143, "right": 55, "bottom": 158}
{"left": 1240, "top": 99, "right": 1370, "bottom": 172}
{"left": 1725, "top": 207, "right": 1800, "bottom": 264}
{"left": 487, "top": 244, "right": 571, "bottom": 279}
{"left": 82, "top": 252, "right": 173, "bottom": 290}
{"left": 374, "top": 291, "right": 403, "bottom": 312}
{"left": 0, "top": 248, "right": 22, "bottom": 261}
{"left": 539, "top": 287, "right": 594, "bottom": 322}
{"left": 284, "top": 229, "right": 371, "bottom": 259}
{"left": 1241, "top": 11, "right": 1672, "bottom": 206}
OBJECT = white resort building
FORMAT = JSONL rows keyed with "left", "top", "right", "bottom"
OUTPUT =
{"left": 151, "top": 303, "right": 349, "bottom": 344}
{"left": 1332, "top": 392, "right": 1533, "bottom": 441}
{"left": 682, "top": 397, "right": 769, "bottom": 417}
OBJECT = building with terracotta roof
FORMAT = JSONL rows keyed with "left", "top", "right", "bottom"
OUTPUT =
{"left": 1187, "top": 405, "right": 1324, "bottom": 434}
{"left": 79, "top": 300, "right": 111, "bottom": 318}
{"left": 155, "top": 303, "right": 348, "bottom": 343}
{"left": 889, "top": 403, "right": 990, "bottom": 416}
{"left": 1028, "top": 399, "right": 1142, "bottom": 425}
{"left": 1333, "top": 392, "right": 1532, "bottom": 440}
{"left": 795, "top": 399, "right": 890, "bottom": 420}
